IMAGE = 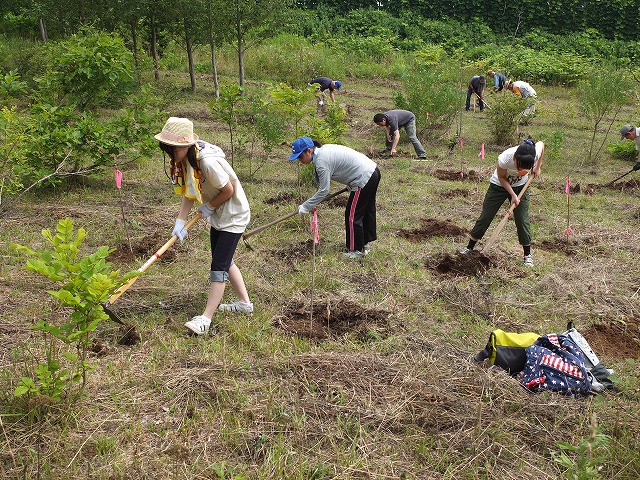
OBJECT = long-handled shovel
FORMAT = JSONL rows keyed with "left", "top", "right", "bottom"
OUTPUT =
{"left": 103, "top": 212, "right": 203, "bottom": 324}
{"left": 604, "top": 168, "right": 634, "bottom": 187}
{"left": 242, "top": 187, "right": 348, "bottom": 250}
{"left": 474, "top": 91, "right": 491, "bottom": 110}
{"left": 481, "top": 175, "right": 534, "bottom": 253}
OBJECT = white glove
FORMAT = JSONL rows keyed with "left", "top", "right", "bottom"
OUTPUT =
{"left": 198, "top": 203, "right": 216, "bottom": 220}
{"left": 318, "top": 100, "right": 324, "bottom": 106}
{"left": 172, "top": 219, "right": 188, "bottom": 242}
{"left": 298, "top": 204, "right": 309, "bottom": 215}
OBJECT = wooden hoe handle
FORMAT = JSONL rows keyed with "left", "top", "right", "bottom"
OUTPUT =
{"left": 242, "top": 187, "right": 349, "bottom": 243}
{"left": 481, "top": 175, "right": 534, "bottom": 253}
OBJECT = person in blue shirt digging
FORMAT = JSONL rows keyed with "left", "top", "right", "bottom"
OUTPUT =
{"left": 289, "top": 137, "right": 381, "bottom": 259}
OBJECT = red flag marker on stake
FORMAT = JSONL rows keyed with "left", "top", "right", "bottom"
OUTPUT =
{"left": 478, "top": 143, "right": 485, "bottom": 160}
{"left": 460, "top": 137, "right": 464, "bottom": 150}
{"left": 115, "top": 168, "right": 133, "bottom": 254}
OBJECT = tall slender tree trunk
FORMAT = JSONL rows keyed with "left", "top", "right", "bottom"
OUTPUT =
{"left": 236, "top": 14, "right": 244, "bottom": 87}
{"left": 185, "top": 19, "right": 196, "bottom": 93}
{"left": 39, "top": 17, "right": 48, "bottom": 42}
{"left": 207, "top": 5, "right": 220, "bottom": 97}
{"left": 150, "top": 16, "right": 159, "bottom": 82}
{"left": 130, "top": 21, "right": 139, "bottom": 70}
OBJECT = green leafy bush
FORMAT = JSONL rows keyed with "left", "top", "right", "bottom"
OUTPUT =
{"left": 488, "top": 94, "right": 528, "bottom": 145}
{"left": 10, "top": 218, "right": 138, "bottom": 413}
{"left": 395, "top": 58, "right": 461, "bottom": 141}
{"left": 36, "top": 28, "right": 135, "bottom": 110}
{"left": 608, "top": 140, "right": 637, "bottom": 162}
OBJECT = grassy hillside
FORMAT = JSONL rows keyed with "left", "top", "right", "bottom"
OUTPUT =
{"left": 1, "top": 74, "right": 639, "bottom": 479}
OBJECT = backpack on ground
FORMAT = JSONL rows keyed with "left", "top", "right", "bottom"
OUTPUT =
{"left": 563, "top": 322, "right": 614, "bottom": 392}
{"left": 519, "top": 333, "right": 591, "bottom": 397}
{"left": 474, "top": 329, "right": 541, "bottom": 374}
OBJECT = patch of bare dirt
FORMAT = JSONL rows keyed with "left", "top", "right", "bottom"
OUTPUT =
{"left": 326, "top": 195, "right": 348, "bottom": 208}
{"left": 108, "top": 232, "right": 178, "bottom": 263}
{"left": 433, "top": 169, "right": 483, "bottom": 182}
{"left": 537, "top": 237, "right": 580, "bottom": 256}
{"left": 583, "top": 319, "right": 640, "bottom": 360}
{"left": 397, "top": 218, "right": 467, "bottom": 242}
{"left": 426, "top": 252, "right": 493, "bottom": 277}
{"left": 274, "top": 298, "right": 390, "bottom": 341}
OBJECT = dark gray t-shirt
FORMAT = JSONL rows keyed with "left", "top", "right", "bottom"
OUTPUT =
{"left": 384, "top": 109, "right": 415, "bottom": 133}
{"left": 310, "top": 77, "right": 333, "bottom": 91}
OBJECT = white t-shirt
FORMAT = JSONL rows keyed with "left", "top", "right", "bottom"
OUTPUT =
{"left": 489, "top": 142, "right": 544, "bottom": 188}
{"left": 178, "top": 141, "right": 250, "bottom": 233}
{"left": 634, "top": 127, "right": 640, "bottom": 151}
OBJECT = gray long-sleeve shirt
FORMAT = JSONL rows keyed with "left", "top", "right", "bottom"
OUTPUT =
{"left": 301, "top": 144, "right": 377, "bottom": 211}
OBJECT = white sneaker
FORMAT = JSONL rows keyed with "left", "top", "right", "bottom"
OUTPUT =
{"left": 364, "top": 243, "right": 372, "bottom": 254}
{"left": 184, "top": 315, "right": 211, "bottom": 335}
{"left": 343, "top": 250, "right": 365, "bottom": 259}
{"left": 523, "top": 255, "right": 534, "bottom": 267}
{"left": 459, "top": 247, "right": 473, "bottom": 255}
{"left": 218, "top": 300, "right": 254, "bottom": 314}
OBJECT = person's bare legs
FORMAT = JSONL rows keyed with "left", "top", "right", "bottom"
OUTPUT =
{"left": 203, "top": 281, "right": 226, "bottom": 319}
{"left": 227, "top": 264, "right": 250, "bottom": 304}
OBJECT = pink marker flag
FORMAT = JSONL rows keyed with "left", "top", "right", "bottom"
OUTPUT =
{"left": 565, "top": 177, "right": 571, "bottom": 195}
{"left": 115, "top": 169, "right": 123, "bottom": 189}
{"left": 311, "top": 208, "right": 319, "bottom": 244}
{"left": 565, "top": 225, "right": 574, "bottom": 235}
{"left": 479, "top": 143, "right": 485, "bottom": 160}
{"left": 460, "top": 137, "right": 464, "bottom": 150}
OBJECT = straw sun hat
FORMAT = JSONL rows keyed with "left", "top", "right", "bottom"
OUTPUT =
{"left": 154, "top": 117, "right": 199, "bottom": 146}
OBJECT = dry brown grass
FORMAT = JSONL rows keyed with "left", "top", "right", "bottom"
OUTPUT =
{"left": 1, "top": 78, "right": 640, "bottom": 479}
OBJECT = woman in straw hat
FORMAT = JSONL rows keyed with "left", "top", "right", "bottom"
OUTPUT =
{"left": 155, "top": 117, "right": 254, "bottom": 335}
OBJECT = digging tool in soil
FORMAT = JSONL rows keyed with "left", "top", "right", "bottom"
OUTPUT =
{"left": 103, "top": 212, "right": 203, "bottom": 324}
{"left": 481, "top": 175, "right": 534, "bottom": 253}
{"left": 242, "top": 187, "right": 348, "bottom": 250}
{"left": 604, "top": 168, "right": 635, "bottom": 187}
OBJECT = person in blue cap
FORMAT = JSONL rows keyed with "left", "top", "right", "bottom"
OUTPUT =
{"left": 309, "top": 77, "right": 342, "bottom": 104}
{"left": 288, "top": 137, "right": 380, "bottom": 259}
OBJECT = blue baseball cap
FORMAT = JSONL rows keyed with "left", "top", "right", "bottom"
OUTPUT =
{"left": 289, "top": 137, "right": 314, "bottom": 161}
{"left": 334, "top": 80, "right": 342, "bottom": 90}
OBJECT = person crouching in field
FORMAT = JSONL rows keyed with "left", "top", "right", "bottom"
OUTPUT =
{"left": 156, "top": 117, "right": 254, "bottom": 336}
{"left": 289, "top": 137, "right": 381, "bottom": 259}
{"left": 460, "top": 139, "right": 545, "bottom": 267}
{"left": 308, "top": 77, "right": 342, "bottom": 105}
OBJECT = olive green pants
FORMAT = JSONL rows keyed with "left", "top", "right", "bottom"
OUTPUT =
{"left": 470, "top": 182, "right": 531, "bottom": 246}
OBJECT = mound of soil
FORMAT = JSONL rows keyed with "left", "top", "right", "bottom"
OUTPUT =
{"left": 583, "top": 318, "right": 640, "bottom": 360}
{"left": 426, "top": 252, "right": 493, "bottom": 277}
{"left": 269, "top": 240, "right": 314, "bottom": 263}
{"left": 439, "top": 188, "right": 474, "bottom": 199}
{"left": 433, "top": 169, "right": 483, "bottom": 182}
{"left": 607, "top": 179, "right": 640, "bottom": 191}
{"left": 274, "top": 298, "right": 389, "bottom": 341}
{"left": 570, "top": 183, "right": 600, "bottom": 195}
{"left": 109, "top": 232, "right": 177, "bottom": 263}
{"left": 397, "top": 218, "right": 467, "bottom": 242}
{"left": 265, "top": 192, "right": 295, "bottom": 205}
{"left": 537, "top": 238, "right": 580, "bottom": 256}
